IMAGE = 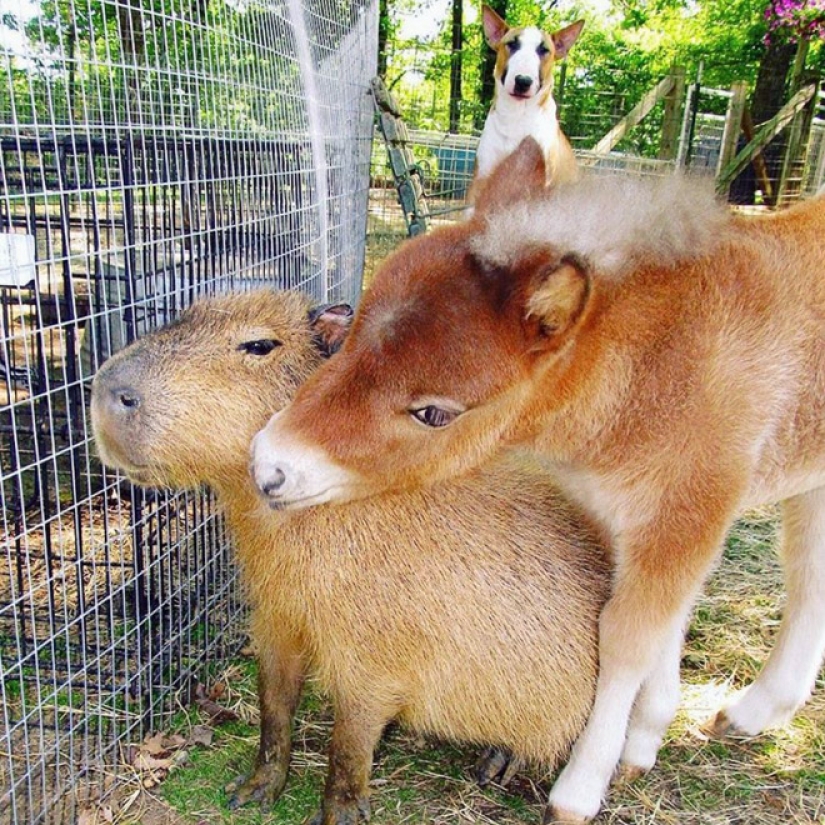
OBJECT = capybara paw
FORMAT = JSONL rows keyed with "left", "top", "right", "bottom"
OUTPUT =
{"left": 542, "top": 804, "right": 592, "bottom": 824}
{"left": 474, "top": 746, "right": 524, "bottom": 787}
{"left": 305, "top": 798, "right": 370, "bottom": 825}
{"left": 225, "top": 761, "right": 288, "bottom": 809}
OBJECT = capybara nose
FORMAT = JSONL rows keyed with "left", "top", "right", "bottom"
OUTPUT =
{"left": 514, "top": 74, "right": 533, "bottom": 94}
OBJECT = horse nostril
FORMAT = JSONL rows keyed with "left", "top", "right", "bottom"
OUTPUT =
{"left": 261, "top": 468, "right": 286, "bottom": 497}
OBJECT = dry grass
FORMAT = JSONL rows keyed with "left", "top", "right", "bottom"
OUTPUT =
{"left": 103, "top": 507, "right": 825, "bottom": 825}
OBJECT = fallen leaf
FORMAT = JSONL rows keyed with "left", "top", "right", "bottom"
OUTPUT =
{"left": 142, "top": 732, "right": 171, "bottom": 757}
{"left": 133, "top": 752, "right": 174, "bottom": 773}
{"left": 188, "top": 725, "right": 214, "bottom": 748}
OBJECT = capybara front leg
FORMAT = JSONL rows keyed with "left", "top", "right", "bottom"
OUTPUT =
{"left": 306, "top": 700, "right": 390, "bottom": 825}
{"left": 475, "top": 746, "right": 524, "bottom": 787}
{"left": 227, "top": 638, "right": 305, "bottom": 809}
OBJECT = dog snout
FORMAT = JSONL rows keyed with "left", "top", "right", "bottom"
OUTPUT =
{"left": 513, "top": 74, "right": 534, "bottom": 94}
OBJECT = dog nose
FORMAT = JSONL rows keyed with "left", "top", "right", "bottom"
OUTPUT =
{"left": 514, "top": 74, "right": 533, "bottom": 94}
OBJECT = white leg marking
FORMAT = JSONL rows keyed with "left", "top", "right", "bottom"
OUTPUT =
{"left": 721, "top": 486, "right": 825, "bottom": 735}
{"left": 547, "top": 661, "right": 641, "bottom": 820}
{"left": 621, "top": 620, "right": 685, "bottom": 772}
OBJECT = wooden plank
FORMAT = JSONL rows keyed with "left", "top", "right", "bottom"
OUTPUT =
{"left": 593, "top": 75, "right": 676, "bottom": 155}
{"left": 741, "top": 107, "right": 775, "bottom": 206}
{"left": 716, "top": 81, "right": 748, "bottom": 180}
{"left": 658, "top": 67, "right": 686, "bottom": 161}
{"left": 715, "top": 83, "right": 817, "bottom": 195}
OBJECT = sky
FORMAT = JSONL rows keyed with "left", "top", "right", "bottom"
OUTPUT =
{"left": 398, "top": 0, "right": 614, "bottom": 40}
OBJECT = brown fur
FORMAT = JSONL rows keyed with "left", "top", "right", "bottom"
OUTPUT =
{"left": 253, "top": 143, "right": 825, "bottom": 821}
{"left": 90, "top": 289, "right": 609, "bottom": 823}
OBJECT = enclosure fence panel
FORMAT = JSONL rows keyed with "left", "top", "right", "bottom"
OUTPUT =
{"left": 0, "top": 1, "right": 377, "bottom": 822}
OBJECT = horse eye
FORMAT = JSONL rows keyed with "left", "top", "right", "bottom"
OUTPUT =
{"left": 238, "top": 339, "right": 282, "bottom": 356}
{"left": 410, "top": 405, "right": 461, "bottom": 428}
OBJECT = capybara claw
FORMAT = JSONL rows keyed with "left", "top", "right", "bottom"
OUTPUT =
{"left": 474, "top": 746, "right": 523, "bottom": 787}
{"left": 225, "top": 762, "right": 288, "bottom": 809}
{"left": 542, "top": 805, "right": 592, "bottom": 825}
{"left": 304, "top": 798, "right": 370, "bottom": 825}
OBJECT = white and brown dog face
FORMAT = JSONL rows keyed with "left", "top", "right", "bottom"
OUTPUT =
{"left": 482, "top": 5, "right": 584, "bottom": 102}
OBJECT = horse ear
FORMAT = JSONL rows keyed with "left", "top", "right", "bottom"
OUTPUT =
{"left": 309, "top": 303, "right": 353, "bottom": 356}
{"left": 473, "top": 137, "right": 547, "bottom": 217}
{"left": 482, "top": 4, "right": 509, "bottom": 48}
{"left": 525, "top": 256, "right": 590, "bottom": 343}
{"left": 552, "top": 20, "right": 585, "bottom": 60}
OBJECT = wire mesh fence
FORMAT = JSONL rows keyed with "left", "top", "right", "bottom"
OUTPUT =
{"left": 0, "top": 0, "right": 377, "bottom": 822}
{"left": 367, "top": 67, "right": 825, "bottom": 260}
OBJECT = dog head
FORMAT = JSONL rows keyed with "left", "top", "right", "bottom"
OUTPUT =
{"left": 482, "top": 4, "right": 584, "bottom": 101}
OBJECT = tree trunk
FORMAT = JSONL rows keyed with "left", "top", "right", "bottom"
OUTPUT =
{"left": 448, "top": 0, "right": 463, "bottom": 132}
{"left": 378, "top": 0, "right": 390, "bottom": 78}
{"left": 476, "top": 0, "right": 507, "bottom": 130}
{"left": 729, "top": 39, "right": 796, "bottom": 204}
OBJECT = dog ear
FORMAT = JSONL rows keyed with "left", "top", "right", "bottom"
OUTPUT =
{"left": 525, "top": 255, "right": 590, "bottom": 343}
{"left": 309, "top": 303, "right": 354, "bottom": 356}
{"left": 552, "top": 20, "right": 585, "bottom": 60}
{"left": 482, "top": 4, "right": 509, "bottom": 48}
{"left": 473, "top": 137, "right": 547, "bottom": 217}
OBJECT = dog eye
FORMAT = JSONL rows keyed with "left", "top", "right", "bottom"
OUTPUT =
{"left": 409, "top": 405, "right": 461, "bottom": 428}
{"left": 238, "top": 339, "right": 282, "bottom": 356}
{"left": 506, "top": 39, "right": 520, "bottom": 53}
{"left": 537, "top": 44, "right": 550, "bottom": 57}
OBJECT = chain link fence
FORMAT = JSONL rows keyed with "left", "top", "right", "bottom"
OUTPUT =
{"left": 0, "top": 1, "right": 377, "bottom": 822}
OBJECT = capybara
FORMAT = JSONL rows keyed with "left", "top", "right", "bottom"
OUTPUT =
{"left": 250, "top": 141, "right": 825, "bottom": 822}
{"left": 91, "top": 289, "right": 610, "bottom": 824}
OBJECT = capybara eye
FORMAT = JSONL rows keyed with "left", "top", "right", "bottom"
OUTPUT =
{"left": 238, "top": 339, "right": 282, "bottom": 356}
{"left": 410, "top": 405, "right": 461, "bottom": 428}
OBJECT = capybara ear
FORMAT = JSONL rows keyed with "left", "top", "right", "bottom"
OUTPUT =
{"left": 473, "top": 137, "right": 547, "bottom": 217}
{"left": 552, "top": 20, "right": 584, "bottom": 59}
{"left": 482, "top": 4, "right": 509, "bottom": 48}
{"left": 309, "top": 303, "right": 354, "bottom": 356}
{"left": 525, "top": 255, "right": 590, "bottom": 341}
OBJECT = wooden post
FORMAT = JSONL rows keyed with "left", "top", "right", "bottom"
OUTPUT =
{"left": 715, "top": 83, "right": 817, "bottom": 196}
{"left": 715, "top": 81, "right": 748, "bottom": 198}
{"left": 659, "top": 66, "right": 686, "bottom": 161}
{"left": 777, "top": 40, "right": 816, "bottom": 203}
{"left": 593, "top": 74, "right": 676, "bottom": 155}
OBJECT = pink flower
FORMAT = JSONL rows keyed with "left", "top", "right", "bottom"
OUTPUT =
{"left": 764, "top": 0, "right": 825, "bottom": 43}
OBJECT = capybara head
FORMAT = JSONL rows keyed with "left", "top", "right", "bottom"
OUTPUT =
{"left": 250, "top": 139, "right": 726, "bottom": 509}
{"left": 91, "top": 289, "right": 351, "bottom": 490}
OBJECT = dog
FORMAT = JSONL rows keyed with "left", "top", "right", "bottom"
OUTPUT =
{"left": 470, "top": 4, "right": 583, "bottom": 202}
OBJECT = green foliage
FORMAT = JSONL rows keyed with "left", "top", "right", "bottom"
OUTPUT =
{"left": 384, "top": 0, "right": 817, "bottom": 152}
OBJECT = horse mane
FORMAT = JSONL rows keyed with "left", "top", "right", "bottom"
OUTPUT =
{"left": 471, "top": 173, "right": 730, "bottom": 278}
